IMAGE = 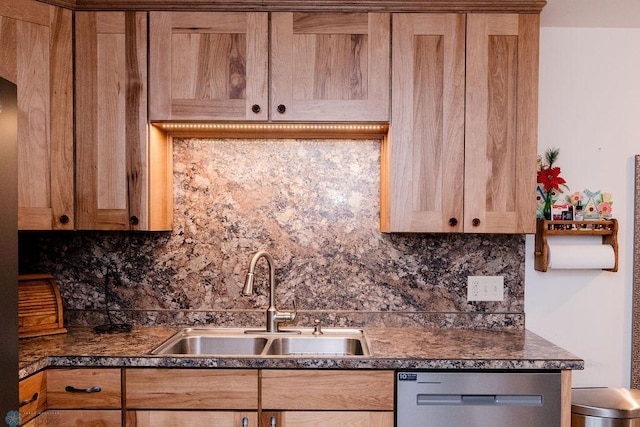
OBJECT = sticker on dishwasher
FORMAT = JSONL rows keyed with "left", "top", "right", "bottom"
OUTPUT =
{"left": 398, "top": 372, "right": 417, "bottom": 381}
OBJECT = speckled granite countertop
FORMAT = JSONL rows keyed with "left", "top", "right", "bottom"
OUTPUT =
{"left": 18, "top": 327, "right": 583, "bottom": 379}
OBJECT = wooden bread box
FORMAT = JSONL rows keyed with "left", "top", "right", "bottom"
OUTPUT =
{"left": 18, "top": 274, "right": 67, "bottom": 338}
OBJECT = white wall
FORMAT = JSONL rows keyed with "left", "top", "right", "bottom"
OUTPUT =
{"left": 525, "top": 26, "right": 640, "bottom": 387}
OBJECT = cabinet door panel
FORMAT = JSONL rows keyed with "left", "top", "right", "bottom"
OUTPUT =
{"left": 383, "top": 13, "right": 465, "bottom": 232}
{"left": 271, "top": 12, "right": 389, "bottom": 121}
{"left": 16, "top": 20, "right": 50, "bottom": 224}
{"left": 264, "top": 411, "right": 393, "bottom": 427}
{"left": 75, "top": 11, "right": 148, "bottom": 230}
{"left": 149, "top": 12, "right": 268, "bottom": 121}
{"left": 127, "top": 411, "right": 257, "bottom": 427}
{"left": 465, "top": 14, "right": 538, "bottom": 233}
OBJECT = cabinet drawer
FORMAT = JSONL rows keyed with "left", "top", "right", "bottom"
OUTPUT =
{"left": 126, "top": 411, "right": 258, "bottom": 427}
{"left": 19, "top": 371, "right": 47, "bottom": 424}
{"left": 125, "top": 369, "right": 258, "bottom": 409}
{"left": 47, "top": 368, "right": 121, "bottom": 409}
{"left": 23, "top": 410, "right": 122, "bottom": 426}
{"left": 261, "top": 370, "right": 394, "bottom": 411}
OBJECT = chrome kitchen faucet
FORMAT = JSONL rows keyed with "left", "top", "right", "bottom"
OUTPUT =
{"left": 241, "top": 251, "right": 297, "bottom": 333}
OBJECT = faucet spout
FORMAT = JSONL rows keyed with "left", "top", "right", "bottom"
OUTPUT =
{"left": 241, "top": 251, "right": 296, "bottom": 333}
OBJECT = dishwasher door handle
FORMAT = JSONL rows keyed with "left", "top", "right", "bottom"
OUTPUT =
{"left": 417, "top": 394, "right": 542, "bottom": 406}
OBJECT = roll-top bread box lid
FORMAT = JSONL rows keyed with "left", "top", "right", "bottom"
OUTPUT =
{"left": 18, "top": 274, "right": 67, "bottom": 338}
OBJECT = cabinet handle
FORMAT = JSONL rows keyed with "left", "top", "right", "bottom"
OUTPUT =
{"left": 251, "top": 104, "right": 261, "bottom": 114}
{"left": 59, "top": 214, "right": 70, "bottom": 224}
{"left": 448, "top": 217, "right": 458, "bottom": 227}
{"left": 270, "top": 416, "right": 277, "bottom": 427}
{"left": 472, "top": 218, "right": 481, "bottom": 227}
{"left": 19, "top": 392, "right": 38, "bottom": 407}
{"left": 276, "top": 104, "right": 286, "bottom": 114}
{"left": 129, "top": 216, "right": 139, "bottom": 225}
{"left": 241, "top": 417, "right": 248, "bottom": 427}
{"left": 65, "top": 385, "right": 102, "bottom": 393}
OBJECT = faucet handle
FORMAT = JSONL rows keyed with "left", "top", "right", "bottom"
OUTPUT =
{"left": 274, "top": 299, "right": 297, "bottom": 324}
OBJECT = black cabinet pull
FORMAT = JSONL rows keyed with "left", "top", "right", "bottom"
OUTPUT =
{"left": 129, "top": 216, "right": 139, "bottom": 225}
{"left": 276, "top": 104, "right": 286, "bottom": 114}
{"left": 472, "top": 218, "right": 481, "bottom": 226}
{"left": 448, "top": 217, "right": 458, "bottom": 226}
{"left": 65, "top": 385, "right": 102, "bottom": 393}
{"left": 251, "top": 104, "right": 261, "bottom": 113}
{"left": 59, "top": 214, "right": 70, "bottom": 224}
{"left": 19, "top": 392, "right": 38, "bottom": 407}
{"left": 242, "top": 416, "right": 248, "bottom": 427}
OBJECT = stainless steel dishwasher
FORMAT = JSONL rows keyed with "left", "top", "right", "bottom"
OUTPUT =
{"left": 397, "top": 371, "right": 562, "bottom": 427}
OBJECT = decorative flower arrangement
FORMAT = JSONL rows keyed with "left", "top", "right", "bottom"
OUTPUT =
{"left": 537, "top": 148, "right": 568, "bottom": 220}
{"left": 535, "top": 148, "right": 614, "bottom": 220}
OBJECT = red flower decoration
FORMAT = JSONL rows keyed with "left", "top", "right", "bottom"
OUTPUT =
{"left": 537, "top": 166, "right": 566, "bottom": 192}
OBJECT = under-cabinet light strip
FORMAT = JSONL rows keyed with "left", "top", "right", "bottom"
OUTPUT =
{"left": 157, "top": 123, "right": 387, "bottom": 132}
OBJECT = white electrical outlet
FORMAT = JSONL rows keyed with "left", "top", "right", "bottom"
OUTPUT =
{"left": 467, "top": 276, "right": 504, "bottom": 302}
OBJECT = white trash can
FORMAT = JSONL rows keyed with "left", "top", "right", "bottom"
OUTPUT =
{"left": 572, "top": 388, "right": 640, "bottom": 427}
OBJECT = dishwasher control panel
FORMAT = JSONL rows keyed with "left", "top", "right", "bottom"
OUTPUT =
{"left": 396, "top": 371, "right": 562, "bottom": 427}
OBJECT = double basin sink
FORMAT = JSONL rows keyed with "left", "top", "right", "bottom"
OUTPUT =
{"left": 151, "top": 327, "right": 371, "bottom": 357}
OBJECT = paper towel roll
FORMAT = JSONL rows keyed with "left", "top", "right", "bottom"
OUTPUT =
{"left": 547, "top": 243, "right": 616, "bottom": 269}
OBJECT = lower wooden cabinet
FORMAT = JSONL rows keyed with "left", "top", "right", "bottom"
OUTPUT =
{"left": 126, "top": 411, "right": 258, "bottom": 427}
{"left": 262, "top": 411, "right": 394, "bottom": 427}
{"left": 19, "top": 368, "right": 393, "bottom": 426}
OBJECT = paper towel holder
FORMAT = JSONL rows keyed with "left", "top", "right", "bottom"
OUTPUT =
{"left": 534, "top": 219, "right": 618, "bottom": 272}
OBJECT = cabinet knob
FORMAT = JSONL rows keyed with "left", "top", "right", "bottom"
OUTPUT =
{"left": 251, "top": 104, "right": 261, "bottom": 114}
{"left": 129, "top": 216, "right": 139, "bottom": 225}
{"left": 472, "top": 218, "right": 481, "bottom": 227}
{"left": 277, "top": 104, "right": 286, "bottom": 114}
{"left": 19, "top": 392, "right": 39, "bottom": 408}
{"left": 448, "top": 218, "right": 458, "bottom": 227}
{"left": 59, "top": 214, "right": 70, "bottom": 224}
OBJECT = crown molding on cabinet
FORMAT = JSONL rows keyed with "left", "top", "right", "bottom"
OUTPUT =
{"left": 36, "top": 0, "right": 546, "bottom": 12}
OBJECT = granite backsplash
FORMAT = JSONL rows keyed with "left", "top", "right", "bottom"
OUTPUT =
{"left": 19, "top": 138, "right": 525, "bottom": 329}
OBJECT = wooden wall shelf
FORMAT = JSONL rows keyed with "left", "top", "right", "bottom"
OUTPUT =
{"left": 534, "top": 219, "right": 618, "bottom": 272}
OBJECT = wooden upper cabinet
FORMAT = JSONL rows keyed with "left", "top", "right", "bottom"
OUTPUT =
{"left": 464, "top": 13, "right": 539, "bottom": 234}
{"left": 148, "top": 11, "right": 390, "bottom": 122}
{"left": 270, "top": 12, "right": 390, "bottom": 122}
{"left": 0, "top": 1, "right": 74, "bottom": 230}
{"left": 75, "top": 11, "right": 172, "bottom": 231}
{"left": 149, "top": 12, "right": 269, "bottom": 121}
{"left": 383, "top": 13, "right": 538, "bottom": 233}
{"left": 383, "top": 13, "right": 465, "bottom": 233}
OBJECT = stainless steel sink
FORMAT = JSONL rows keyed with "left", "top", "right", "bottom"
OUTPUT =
{"left": 150, "top": 328, "right": 269, "bottom": 356}
{"left": 150, "top": 327, "right": 371, "bottom": 357}
{"left": 265, "top": 336, "right": 367, "bottom": 356}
